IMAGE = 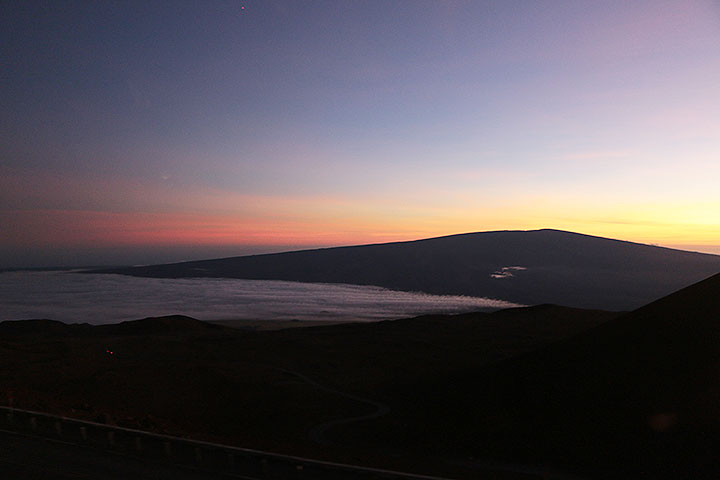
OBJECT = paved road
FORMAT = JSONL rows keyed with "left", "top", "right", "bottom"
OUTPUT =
{"left": 0, "top": 428, "right": 255, "bottom": 480}
{"left": 265, "top": 366, "right": 391, "bottom": 445}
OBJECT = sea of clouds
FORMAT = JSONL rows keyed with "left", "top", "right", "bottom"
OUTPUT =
{"left": 0, "top": 270, "right": 521, "bottom": 324}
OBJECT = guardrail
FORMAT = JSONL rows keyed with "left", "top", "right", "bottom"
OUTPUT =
{"left": 0, "top": 405, "right": 455, "bottom": 480}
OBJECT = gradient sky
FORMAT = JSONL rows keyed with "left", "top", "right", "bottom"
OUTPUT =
{"left": 2, "top": 0, "right": 719, "bottom": 267}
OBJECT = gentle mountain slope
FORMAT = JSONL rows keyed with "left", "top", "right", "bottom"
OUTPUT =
{"left": 92, "top": 229, "right": 720, "bottom": 310}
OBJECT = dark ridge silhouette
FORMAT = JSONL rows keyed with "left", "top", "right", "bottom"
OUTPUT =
{"left": 397, "top": 272, "right": 720, "bottom": 478}
{"left": 0, "top": 315, "right": 223, "bottom": 337}
{"left": 0, "top": 319, "right": 82, "bottom": 336}
{"left": 100, "top": 315, "right": 223, "bottom": 335}
{"left": 89, "top": 229, "right": 720, "bottom": 310}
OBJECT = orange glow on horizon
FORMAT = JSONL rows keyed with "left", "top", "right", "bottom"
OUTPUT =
{"left": 2, "top": 206, "right": 718, "bottom": 256}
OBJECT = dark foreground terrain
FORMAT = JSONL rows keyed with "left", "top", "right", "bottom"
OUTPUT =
{"left": 1, "top": 305, "right": 616, "bottom": 479}
{"left": 2, "top": 272, "right": 720, "bottom": 478}
{"left": 92, "top": 229, "right": 720, "bottom": 310}
{"left": 0, "top": 427, "right": 240, "bottom": 480}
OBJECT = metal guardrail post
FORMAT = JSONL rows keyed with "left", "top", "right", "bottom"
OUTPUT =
{"left": 194, "top": 447, "right": 202, "bottom": 463}
{"left": 30, "top": 417, "right": 37, "bottom": 431}
{"left": 135, "top": 436, "right": 142, "bottom": 452}
{"left": 55, "top": 420, "right": 62, "bottom": 437}
{"left": 107, "top": 430, "right": 115, "bottom": 446}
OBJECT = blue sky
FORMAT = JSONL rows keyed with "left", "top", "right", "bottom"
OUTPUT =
{"left": 2, "top": 0, "right": 719, "bottom": 266}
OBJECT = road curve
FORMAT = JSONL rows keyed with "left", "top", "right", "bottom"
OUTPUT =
{"left": 268, "top": 366, "right": 391, "bottom": 445}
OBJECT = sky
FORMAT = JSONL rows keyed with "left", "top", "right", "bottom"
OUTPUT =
{"left": 1, "top": 0, "right": 719, "bottom": 267}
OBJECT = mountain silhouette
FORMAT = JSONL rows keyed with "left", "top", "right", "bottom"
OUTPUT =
{"left": 92, "top": 229, "right": 720, "bottom": 310}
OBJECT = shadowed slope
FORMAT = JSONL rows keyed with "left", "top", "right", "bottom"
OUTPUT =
{"left": 395, "top": 272, "right": 720, "bottom": 477}
{"left": 91, "top": 229, "right": 720, "bottom": 310}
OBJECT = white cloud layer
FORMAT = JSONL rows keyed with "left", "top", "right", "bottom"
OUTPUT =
{"left": 0, "top": 271, "right": 521, "bottom": 324}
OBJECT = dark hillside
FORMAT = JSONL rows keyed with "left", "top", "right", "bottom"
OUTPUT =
{"left": 0, "top": 306, "right": 617, "bottom": 479}
{"left": 91, "top": 229, "right": 720, "bottom": 310}
{"left": 389, "top": 273, "right": 720, "bottom": 478}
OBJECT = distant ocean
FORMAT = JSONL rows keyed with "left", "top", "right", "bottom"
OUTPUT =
{"left": 0, "top": 270, "right": 521, "bottom": 324}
